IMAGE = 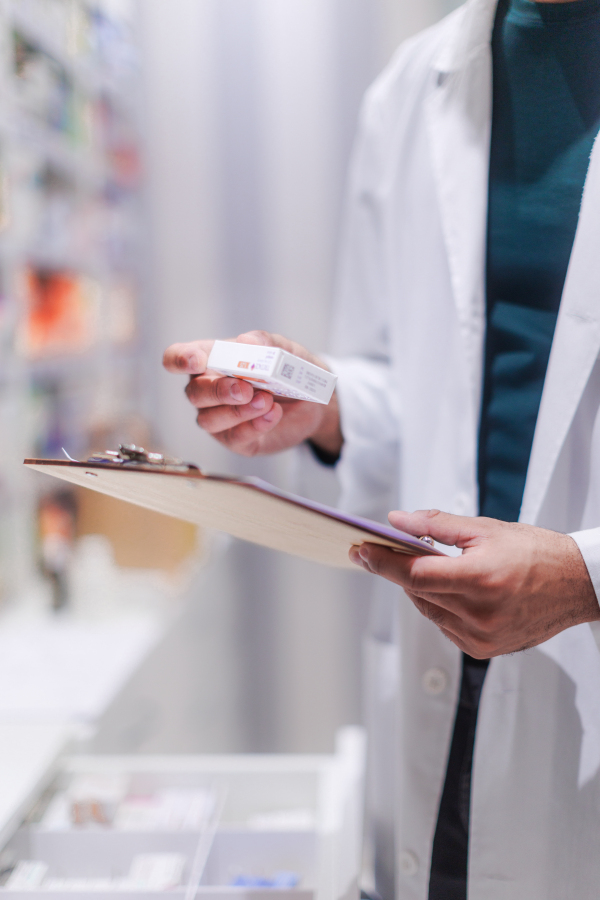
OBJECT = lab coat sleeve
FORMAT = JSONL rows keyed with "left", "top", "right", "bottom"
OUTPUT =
{"left": 323, "top": 82, "right": 401, "bottom": 521}
{"left": 325, "top": 354, "right": 400, "bottom": 521}
{"left": 570, "top": 528, "right": 600, "bottom": 603}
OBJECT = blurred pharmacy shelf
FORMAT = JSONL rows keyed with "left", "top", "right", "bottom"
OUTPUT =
{"left": 0, "top": 0, "right": 149, "bottom": 614}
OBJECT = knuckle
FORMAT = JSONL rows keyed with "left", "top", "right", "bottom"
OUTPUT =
{"left": 210, "top": 378, "right": 225, "bottom": 404}
{"left": 235, "top": 437, "right": 259, "bottom": 457}
{"left": 366, "top": 551, "right": 384, "bottom": 575}
{"left": 465, "top": 631, "right": 495, "bottom": 658}
{"left": 218, "top": 426, "right": 259, "bottom": 457}
{"left": 406, "top": 565, "right": 427, "bottom": 594}
{"left": 217, "top": 427, "right": 238, "bottom": 448}
{"left": 227, "top": 400, "right": 245, "bottom": 420}
{"left": 185, "top": 376, "right": 201, "bottom": 399}
{"left": 476, "top": 609, "right": 501, "bottom": 636}
{"left": 195, "top": 411, "right": 216, "bottom": 434}
{"left": 414, "top": 597, "right": 445, "bottom": 628}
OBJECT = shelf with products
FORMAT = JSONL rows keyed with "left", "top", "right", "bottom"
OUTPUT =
{"left": 8, "top": 0, "right": 139, "bottom": 101}
{"left": 0, "top": 0, "right": 145, "bottom": 614}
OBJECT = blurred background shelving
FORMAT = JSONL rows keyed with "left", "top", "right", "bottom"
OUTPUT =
{"left": 0, "top": 0, "right": 148, "bottom": 611}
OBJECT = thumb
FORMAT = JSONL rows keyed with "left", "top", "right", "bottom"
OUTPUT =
{"left": 388, "top": 508, "right": 494, "bottom": 550}
{"left": 163, "top": 340, "right": 214, "bottom": 374}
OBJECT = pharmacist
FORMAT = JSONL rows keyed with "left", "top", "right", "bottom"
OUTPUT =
{"left": 164, "top": 0, "right": 600, "bottom": 896}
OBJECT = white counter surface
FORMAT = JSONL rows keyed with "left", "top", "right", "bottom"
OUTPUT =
{"left": 0, "top": 723, "right": 72, "bottom": 848}
{"left": 0, "top": 614, "right": 161, "bottom": 724}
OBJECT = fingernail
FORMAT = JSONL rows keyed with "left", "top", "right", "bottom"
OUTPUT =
{"left": 251, "top": 394, "right": 266, "bottom": 410}
{"left": 359, "top": 546, "right": 369, "bottom": 561}
{"left": 186, "top": 353, "right": 201, "bottom": 371}
{"left": 262, "top": 408, "right": 278, "bottom": 423}
{"left": 230, "top": 383, "right": 243, "bottom": 401}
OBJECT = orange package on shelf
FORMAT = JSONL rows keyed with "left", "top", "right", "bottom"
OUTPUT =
{"left": 18, "top": 268, "right": 97, "bottom": 357}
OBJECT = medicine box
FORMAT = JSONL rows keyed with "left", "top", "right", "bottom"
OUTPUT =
{"left": 207, "top": 342, "right": 337, "bottom": 405}
{"left": 0, "top": 728, "right": 365, "bottom": 900}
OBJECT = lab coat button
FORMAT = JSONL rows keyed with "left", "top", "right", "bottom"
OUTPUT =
{"left": 399, "top": 850, "right": 419, "bottom": 876}
{"left": 422, "top": 667, "right": 448, "bottom": 695}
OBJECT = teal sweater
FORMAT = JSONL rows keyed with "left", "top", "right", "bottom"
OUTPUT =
{"left": 478, "top": 0, "right": 600, "bottom": 521}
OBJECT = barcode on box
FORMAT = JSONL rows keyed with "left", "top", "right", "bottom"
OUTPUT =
{"left": 281, "top": 363, "right": 295, "bottom": 379}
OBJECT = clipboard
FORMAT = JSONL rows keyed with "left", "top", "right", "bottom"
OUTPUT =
{"left": 24, "top": 451, "right": 444, "bottom": 570}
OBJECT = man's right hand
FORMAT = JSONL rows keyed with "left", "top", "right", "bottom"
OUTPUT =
{"left": 162, "top": 330, "right": 343, "bottom": 458}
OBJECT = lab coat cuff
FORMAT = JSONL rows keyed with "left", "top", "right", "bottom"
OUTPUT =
{"left": 320, "top": 354, "right": 399, "bottom": 520}
{"left": 570, "top": 528, "right": 600, "bottom": 601}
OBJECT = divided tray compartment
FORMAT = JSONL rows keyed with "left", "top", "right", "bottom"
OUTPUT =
{"left": 0, "top": 728, "right": 365, "bottom": 900}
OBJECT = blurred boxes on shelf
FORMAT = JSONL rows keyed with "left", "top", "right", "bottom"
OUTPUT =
{"left": 18, "top": 268, "right": 99, "bottom": 359}
{"left": 0, "top": 0, "right": 145, "bottom": 612}
{"left": 75, "top": 489, "right": 200, "bottom": 572}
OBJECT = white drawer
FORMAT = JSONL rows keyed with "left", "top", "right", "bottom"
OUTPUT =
{"left": 0, "top": 728, "right": 365, "bottom": 900}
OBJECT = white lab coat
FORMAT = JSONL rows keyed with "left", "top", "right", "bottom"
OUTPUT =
{"left": 328, "top": 0, "right": 600, "bottom": 896}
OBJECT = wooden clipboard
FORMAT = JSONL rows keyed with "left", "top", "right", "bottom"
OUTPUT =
{"left": 24, "top": 458, "right": 444, "bottom": 570}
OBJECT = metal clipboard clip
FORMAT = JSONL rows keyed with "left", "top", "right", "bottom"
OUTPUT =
{"left": 64, "top": 444, "right": 200, "bottom": 473}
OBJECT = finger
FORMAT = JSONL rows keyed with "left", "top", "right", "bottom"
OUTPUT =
{"left": 405, "top": 589, "right": 500, "bottom": 658}
{"left": 235, "top": 330, "right": 276, "bottom": 347}
{"left": 362, "top": 545, "right": 501, "bottom": 652}
{"left": 235, "top": 330, "right": 297, "bottom": 355}
{"left": 351, "top": 544, "right": 478, "bottom": 648}
{"left": 388, "top": 508, "right": 497, "bottom": 549}
{"left": 357, "top": 543, "right": 475, "bottom": 595}
{"left": 186, "top": 374, "right": 254, "bottom": 409}
{"left": 235, "top": 330, "right": 327, "bottom": 369}
{"left": 163, "top": 340, "right": 214, "bottom": 374}
{"left": 196, "top": 392, "right": 275, "bottom": 434}
{"left": 407, "top": 601, "right": 482, "bottom": 655}
{"left": 407, "top": 592, "right": 466, "bottom": 637}
{"left": 214, "top": 403, "right": 284, "bottom": 453}
{"left": 349, "top": 545, "right": 371, "bottom": 571}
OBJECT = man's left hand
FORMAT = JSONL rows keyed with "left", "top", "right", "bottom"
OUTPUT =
{"left": 350, "top": 509, "right": 600, "bottom": 658}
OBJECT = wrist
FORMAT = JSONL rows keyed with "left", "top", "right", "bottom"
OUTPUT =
{"left": 309, "top": 390, "right": 343, "bottom": 457}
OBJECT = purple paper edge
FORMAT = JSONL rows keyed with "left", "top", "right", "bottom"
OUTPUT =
{"left": 239, "top": 476, "right": 445, "bottom": 555}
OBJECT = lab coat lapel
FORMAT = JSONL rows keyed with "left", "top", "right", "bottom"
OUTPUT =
{"left": 520, "top": 137, "right": 600, "bottom": 525}
{"left": 425, "top": 0, "right": 497, "bottom": 407}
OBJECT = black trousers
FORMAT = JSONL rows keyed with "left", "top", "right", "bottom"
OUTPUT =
{"left": 428, "top": 654, "right": 490, "bottom": 900}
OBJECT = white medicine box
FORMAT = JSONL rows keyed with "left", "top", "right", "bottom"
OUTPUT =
{"left": 207, "top": 342, "right": 337, "bottom": 405}
{"left": 0, "top": 728, "right": 365, "bottom": 900}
